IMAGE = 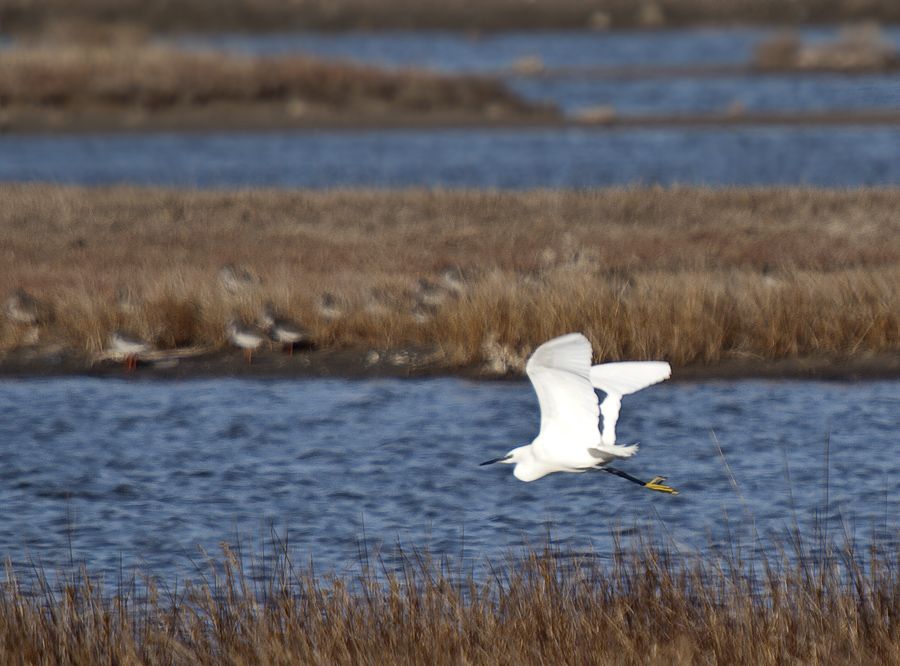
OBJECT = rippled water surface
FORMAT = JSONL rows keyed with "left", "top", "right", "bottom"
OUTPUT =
{"left": 5, "top": 126, "right": 900, "bottom": 187}
{"left": 176, "top": 28, "right": 900, "bottom": 71}
{"left": 1, "top": 377, "right": 897, "bottom": 581}
{"left": 510, "top": 74, "right": 900, "bottom": 115}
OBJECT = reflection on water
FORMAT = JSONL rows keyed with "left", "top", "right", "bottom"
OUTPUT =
{"left": 0, "top": 377, "right": 897, "bottom": 581}
{"left": 4, "top": 126, "right": 900, "bottom": 188}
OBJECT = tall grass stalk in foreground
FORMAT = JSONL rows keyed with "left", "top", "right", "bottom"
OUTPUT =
{"left": 2, "top": 532, "right": 899, "bottom": 664}
{"left": 1, "top": 185, "right": 898, "bottom": 369}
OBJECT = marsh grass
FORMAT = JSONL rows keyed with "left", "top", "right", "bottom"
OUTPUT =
{"left": 0, "top": 43, "right": 536, "bottom": 117}
{"left": 2, "top": 529, "right": 900, "bottom": 664}
{"left": 1, "top": 185, "right": 898, "bottom": 369}
{"left": 754, "top": 24, "right": 899, "bottom": 72}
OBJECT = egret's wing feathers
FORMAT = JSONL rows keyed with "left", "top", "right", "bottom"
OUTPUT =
{"left": 598, "top": 394, "right": 623, "bottom": 447}
{"left": 590, "top": 362, "right": 671, "bottom": 396}
{"left": 590, "top": 361, "right": 671, "bottom": 445}
{"left": 525, "top": 333, "right": 600, "bottom": 451}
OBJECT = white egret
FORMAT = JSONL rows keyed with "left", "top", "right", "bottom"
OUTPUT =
{"left": 480, "top": 332, "right": 677, "bottom": 494}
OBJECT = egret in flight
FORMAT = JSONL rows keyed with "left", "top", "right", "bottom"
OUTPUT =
{"left": 480, "top": 332, "right": 677, "bottom": 494}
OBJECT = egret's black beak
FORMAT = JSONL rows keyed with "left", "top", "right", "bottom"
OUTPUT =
{"left": 479, "top": 454, "right": 512, "bottom": 466}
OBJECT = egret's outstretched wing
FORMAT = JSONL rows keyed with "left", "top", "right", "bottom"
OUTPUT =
{"left": 526, "top": 333, "right": 600, "bottom": 450}
{"left": 590, "top": 361, "right": 671, "bottom": 445}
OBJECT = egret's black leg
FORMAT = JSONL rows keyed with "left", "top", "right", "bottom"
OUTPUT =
{"left": 601, "top": 466, "right": 647, "bottom": 486}
{"left": 599, "top": 466, "right": 679, "bottom": 495}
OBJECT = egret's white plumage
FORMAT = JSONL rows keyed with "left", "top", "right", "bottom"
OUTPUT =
{"left": 591, "top": 361, "right": 671, "bottom": 446}
{"left": 481, "top": 332, "right": 676, "bottom": 492}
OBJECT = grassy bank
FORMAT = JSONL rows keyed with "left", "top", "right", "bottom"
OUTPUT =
{"left": 2, "top": 538, "right": 899, "bottom": 664}
{"left": 0, "top": 44, "right": 547, "bottom": 132}
{"left": 4, "top": 0, "right": 900, "bottom": 33}
{"left": 1, "top": 185, "right": 898, "bottom": 373}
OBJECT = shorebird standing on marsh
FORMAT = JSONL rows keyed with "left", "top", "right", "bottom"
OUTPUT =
{"left": 4, "top": 288, "right": 44, "bottom": 344}
{"left": 414, "top": 278, "right": 446, "bottom": 307}
{"left": 4, "top": 288, "right": 41, "bottom": 326}
{"left": 316, "top": 293, "right": 345, "bottom": 321}
{"left": 227, "top": 319, "right": 266, "bottom": 364}
{"left": 108, "top": 330, "right": 150, "bottom": 372}
{"left": 439, "top": 265, "right": 467, "bottom": 295}
{"left": 410, "top": 300, "right": 436, "bottom": 325}
{"left": 218, "top": 264, "right": 260, "bottom": 295}
{"left": 259, "top": 303, "right": 309, "bottom": 355}
{"left": 363, "top": 288, "right": 392, "bottom": 317}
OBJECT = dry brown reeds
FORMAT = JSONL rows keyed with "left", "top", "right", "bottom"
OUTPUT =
{"left": 2, "top": 534, "right": 899, "bottom": 664}
{"left": 6, "top": 0, "right": 900, "bottom": 32}
{"left": 755, "top": 24, "right": 899, "bottom": 72}
{"left": 1, "top": 185, "right": 898, "bottom": 371}
{"left": 0, "top": 43, "right": 540, "bottom": 121}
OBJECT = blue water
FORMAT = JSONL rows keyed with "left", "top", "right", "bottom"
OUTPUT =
{"left": 173, "top": 28, "right": 900, "bottom": 72}
{"left": 0, "top": 377, "right": 897, "bottom": 582}
{"left": 3, "top": 126, "right": 900, "bottom": 188}
{"left": 509, "top": 73, "right": 900, "bottom": 115}
{"left": 3, "top": 28, "right": 900, "bottom": 188}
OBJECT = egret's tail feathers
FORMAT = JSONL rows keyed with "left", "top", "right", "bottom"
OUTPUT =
{"left": 588, "top": 443, "right": 638, "bottom": 463}
{"left": 610, "top": 443, "right": 639, "bottom": 459}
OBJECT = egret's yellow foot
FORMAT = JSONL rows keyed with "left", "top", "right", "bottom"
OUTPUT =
{"left": 644, "top": 476, "right": 678, "bottom": 495}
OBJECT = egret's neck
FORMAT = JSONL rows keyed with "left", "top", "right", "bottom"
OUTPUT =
{"left": 511, "top": 445, "right": 548, "bottom": 482}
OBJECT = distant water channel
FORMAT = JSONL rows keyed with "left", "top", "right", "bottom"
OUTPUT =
{"left": 1, "top": 377, "right": 897, "bottom": 582}
{"left": 3, "top": 27, "right": 900, "bottom": 188}
{"left": 177, "top": 28, "right": 900, "bottom": 72}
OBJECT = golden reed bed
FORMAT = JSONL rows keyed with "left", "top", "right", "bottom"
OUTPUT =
{"left": 0, "top": 43, "right": 545, "bottom": 133}
{"left": 1, "top": 185, "right": 898, "bottom": 372}
{"left": 2, "top": 539, "right": 899, "bottom": 664}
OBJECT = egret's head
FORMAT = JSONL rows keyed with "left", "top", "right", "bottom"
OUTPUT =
{"left": 480, "top": 445, "right": 547, "bottom": 481}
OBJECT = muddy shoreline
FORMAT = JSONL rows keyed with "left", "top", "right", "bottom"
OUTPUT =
{"left": 6, "top": 107, "right": 900, "bottom": 135}
{"left": 2, "top": 346, "right": 898, "bottom": 382}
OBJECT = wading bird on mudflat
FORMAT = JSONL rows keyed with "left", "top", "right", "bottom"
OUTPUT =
{"left": 480, "top": 332, "right": 677, "bottom": 494}
{"left": 108, "top": 330, "right": 150, "bottom": 372}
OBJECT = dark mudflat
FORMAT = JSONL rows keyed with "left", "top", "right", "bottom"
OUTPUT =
{"left": 1, "top": 345, "right": 897, "bottom": 382}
